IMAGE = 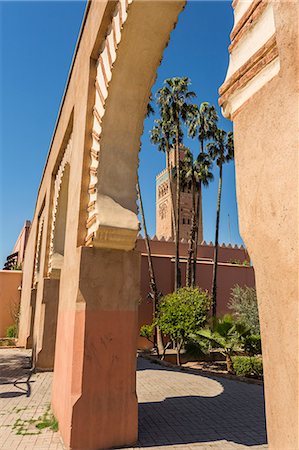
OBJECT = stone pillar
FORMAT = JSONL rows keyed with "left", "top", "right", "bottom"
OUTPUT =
{"left": 26, "top": 288, "right": 37, "bottom": 349}
{"left": 52, "top": 247, "right": 140, "bottom": 450}
{"left": 34, "top": 278, "right": 60, "bottom": 370}
{"left": 220, "top": 2, "right": 298, "bottom": 448}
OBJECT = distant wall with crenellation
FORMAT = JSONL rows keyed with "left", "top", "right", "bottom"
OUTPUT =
{"left": 136, "top": 236, "right": 255, "bottom": 349}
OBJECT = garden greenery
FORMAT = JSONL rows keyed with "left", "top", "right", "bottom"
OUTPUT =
{"left": 232, "top": 356, "right": 263, "bottom": 378}
{"left": 228, "top": 285, "right": 260, "bottom": 334}
{"left": 156, "top": 287, "right": 210, "bottom": 365}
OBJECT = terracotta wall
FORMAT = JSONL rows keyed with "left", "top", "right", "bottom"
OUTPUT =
{"left": 0, "top": 270, "right": 22, "bottom": 337}
{"left": 136, "top": 238, "right": 255, "bottom": 349}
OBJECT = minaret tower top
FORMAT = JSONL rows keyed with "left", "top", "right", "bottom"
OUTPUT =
{"left": 155, "top": 147, "right": 203, "bottom": 242}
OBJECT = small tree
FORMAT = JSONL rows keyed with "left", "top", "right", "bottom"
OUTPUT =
{"left": 156, "top": 287, "right": 210, "bottom": 365}
{"left": 228, "top": 285, "right": 260, "bottom": 334}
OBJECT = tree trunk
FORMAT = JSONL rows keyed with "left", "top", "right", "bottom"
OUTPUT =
{"left": 226, "top": 353, "right": 235, "bottom": 374}
{"left": 137, "top": 177, "right": 164, "bottom": 354}
{"left": 192, "top": 181, "right": 201, "bottom": 288}
{"left": 165, "top": 145, "right": 176, "bottom": 242}
{"left": 186, "top": 182, "right": 196, "bottom": 287}
{"left": 192, "top": 139, "right": 204, "bottom": 287}
{"left": 174, "top": 123, "right": 181, "bottom": 291}
{"left": 211, "top": 163, "right": 223, "bottom": 317}
{"left": 176, "top": 340, "right": 182, "bottom": 366}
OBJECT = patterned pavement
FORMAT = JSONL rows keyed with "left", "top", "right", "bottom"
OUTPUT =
{"left": 0, "top": 349, "right": 267, "bottom": 450}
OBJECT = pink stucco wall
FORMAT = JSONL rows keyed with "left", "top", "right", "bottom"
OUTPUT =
{"left": 0, "top": 270, "right": 22, "bottom": 337}
{"left": 136, "top": 238, "right": 255, "bottom": 349}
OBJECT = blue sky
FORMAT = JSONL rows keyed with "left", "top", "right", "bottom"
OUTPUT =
{"left": 0, "top": 1, "right": 243, "bottom": 267}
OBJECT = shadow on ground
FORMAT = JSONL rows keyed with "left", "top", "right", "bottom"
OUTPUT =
{"left": 137, "top": 357, "right": 267, "bottom": 448}
{"left": 0, "top": 349, "right": 33, "bottom": 397}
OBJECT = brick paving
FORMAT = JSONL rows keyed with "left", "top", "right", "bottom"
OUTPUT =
{"left": 0, "top": 349, "right": 267, "bottom": 450}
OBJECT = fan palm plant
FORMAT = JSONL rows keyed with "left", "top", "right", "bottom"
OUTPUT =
{"left": 207, "top": 129, "right": 234, "bottom": 317}
{"left": 188, "top": 103, "right": 218, "bottom": 284}
{"left": 155, "top": 77, "right": 196, "bottom": 291}
{"left": 197, "top": 315, "right": 250, "bottom": 373}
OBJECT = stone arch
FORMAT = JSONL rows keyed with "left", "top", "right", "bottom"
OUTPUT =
{"left": 48, "top": 134, "right": 72, "bottom": 277}
{"left": 85, "top": 0, "right": 185, "bottom": 251}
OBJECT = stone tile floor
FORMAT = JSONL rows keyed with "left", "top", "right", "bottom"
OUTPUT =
{"left": 0, "top": 349, "right": 268, "bottom": 450}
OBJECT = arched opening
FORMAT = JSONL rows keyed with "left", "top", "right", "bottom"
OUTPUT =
{"left": 51, "top": 163, "right": 70, "bottom": 277}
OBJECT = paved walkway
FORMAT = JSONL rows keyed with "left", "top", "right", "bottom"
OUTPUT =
{"left": 0, "top": 349, "right": 267, "bottom": 450}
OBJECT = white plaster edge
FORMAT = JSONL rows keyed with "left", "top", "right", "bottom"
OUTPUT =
{"left": 226, "top": 3, "right": 276, "bottom": 81}
{"left": 222, "top": 57, "right": 280, "bottom": 118}
{"left": 234, "top": 0, "right": 254, "bottom": 26}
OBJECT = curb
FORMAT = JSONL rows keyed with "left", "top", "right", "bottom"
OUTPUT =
{"left": 139, "top": 352, "right": 263, "bottom": 386}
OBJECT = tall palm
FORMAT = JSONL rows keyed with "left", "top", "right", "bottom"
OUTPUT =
{"left": 188, "top": 102, "right": 218, "bottom": 285}
{"left": 180, "top": 150, "right": 213, "bottom": 287}
{"left": 156, "top": 77, "right": 196, "bottom": 291}
{"left": 150, "top": 115, "right": 176, "bottom": 238}
{"left": 207, "top": 129, "right": 234, "bottom": 317}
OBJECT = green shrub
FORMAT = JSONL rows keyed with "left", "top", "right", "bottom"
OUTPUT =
{"left": 229, "top": 285, "right": 260, "bottom": 334}
{"left": 156, "top": 287, "right": 210, "bottom": 365}
{"left": 6, "top": 324, "right": 17, "bottom": 338}
{"left": 243, "top": 334, "right": 262, "bottom": 355}
{"left": 140, "top": 324, "right": 155, "bottom": 342}
{"left": 232, "top": 356, "right": 263, "bottom": 378}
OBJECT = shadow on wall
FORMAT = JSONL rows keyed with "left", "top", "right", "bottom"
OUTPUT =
{"left": 137, "top": 358, "right": 267, "bottom": 448}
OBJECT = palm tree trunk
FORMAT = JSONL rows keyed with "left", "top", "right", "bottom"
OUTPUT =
{"left": 186, "top": 182, "right": 196, "bottom": 287}
{"left": 226, "top": 353, "right": 235, "bottom": 374}
{"left": 137, "top": 177, "right": 164, "bottom": 354}
{"left": 174, "top": 124, "right": 181, "bottom": 291}
{"left": 165, "top": 145, "right": 176, "bottom": 242}
{"left": 192, "top": 139, "right": 204, "bottom": 287}
{"left": 211, "top": 163, "right": 223, "bottom": 317}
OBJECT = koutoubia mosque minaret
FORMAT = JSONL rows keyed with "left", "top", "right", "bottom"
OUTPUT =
{"left": 156, "top": 147, "right": 203, "bottom": 242}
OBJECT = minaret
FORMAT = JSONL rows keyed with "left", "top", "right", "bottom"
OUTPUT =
{"left": 156, "top": 147, "right": 203, "bottom": 242}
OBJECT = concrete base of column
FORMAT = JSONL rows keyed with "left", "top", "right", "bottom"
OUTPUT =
{"left": 52, "top": 247, "right": 140, "bottom": 450}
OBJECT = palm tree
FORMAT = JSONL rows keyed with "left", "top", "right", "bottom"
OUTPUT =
{"left": 207, "top": 129, "right": 234, "bottom": 317}
{"left": 156, "top": 77, "right": 196, "bottom": 291}
{"left": 180, "top": 149, "right": 213, "bottom": 287}
{"left": 188, "top": 102, "right": 218, "bottom": 285}
{"left": 150, "top": 115, "right": 176, "bottom": 239}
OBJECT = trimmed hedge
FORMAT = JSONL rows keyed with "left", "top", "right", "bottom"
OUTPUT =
{"left": 232, "top": 356, "right": 263, "bottom": 378}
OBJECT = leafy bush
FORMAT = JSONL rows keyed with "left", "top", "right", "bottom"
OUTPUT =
{"left": 229, "top": 285, "right": 260, "bottom": 334}
{"left": 243, "top": 334, "right": 262, "bottom": 355}
{"left": 232, "top": 356, "right": 263, "bottom": 378}
{"left": 140, "top": 324, "right": 155, "bottom": 342}
{"left": 6, "top": 324, "right": 17, "bottom": 338}
{"left": 156, "top": 287, "right": 210, "bottom": 365}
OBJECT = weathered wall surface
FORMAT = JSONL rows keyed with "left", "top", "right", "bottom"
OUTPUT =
{"left": 220, "top": 1, "right": 298, "bottom": 448}
{"left": 0, "top": 271, "right": 22, "bottom": 337}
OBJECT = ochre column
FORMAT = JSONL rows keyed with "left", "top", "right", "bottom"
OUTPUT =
{"left": 34, "top": 278, "right": 60, "bottom": 370}
{"left": 220, "top": 1, "right": 298, "bottom": 449}
{"left": 52, "top": 247, "right": 140, "bottom": 450}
